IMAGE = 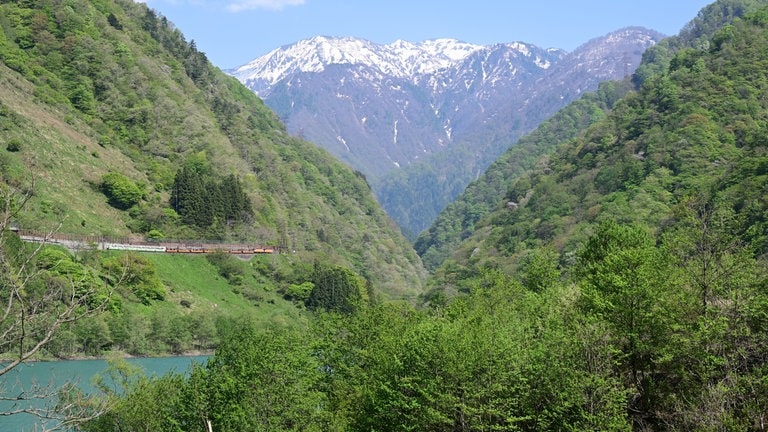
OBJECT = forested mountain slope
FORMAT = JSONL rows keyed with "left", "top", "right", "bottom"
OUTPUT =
{"left": 418, "top": 0, "right": 767, "bottom": 273}
{"left": 0, "top": 0, "right": 425, "bottom": 300}
{"left": 415, "top": 79, "right": 634, "bottom": 271}
{"left": 430, "top": 0, "right": 768, "bottom": 284}
{"left": 634, "top": 0, "right": 767, "bottom": 85}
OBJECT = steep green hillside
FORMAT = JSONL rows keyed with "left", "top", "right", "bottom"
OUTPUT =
{"left": 418, "top": 0, "right": 766, "bottom": 274}
{"left": 432, "top": 1, "right": 768, "bottom": 287}
{"left": 415, "top": 79, "right": 633, "bottom": 271}
{"left": 634, "top": 0, "right": 767, "bottom": 85}
{"left": 0, "top": 0, "right": 425, "bottom": 301}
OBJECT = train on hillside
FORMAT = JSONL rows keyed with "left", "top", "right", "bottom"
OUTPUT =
{"left": 11, "top": 228, "right": 277, "bottom": 255}
{"left": 105, "top": 243, "right": 276, "bottom": 255}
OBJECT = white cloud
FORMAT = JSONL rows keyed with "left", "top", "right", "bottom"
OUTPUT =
{"left": 226, "top": 0, "right": 305, "bottom": 12}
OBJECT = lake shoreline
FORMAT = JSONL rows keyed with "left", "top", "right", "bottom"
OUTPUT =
{"left": 1, "top": 355, "right": 212, "bottom": 430}
{"left": 0, "top": 349, "right": 215, "bottom": 363}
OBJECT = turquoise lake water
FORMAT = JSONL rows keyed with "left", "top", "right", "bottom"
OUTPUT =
{"left": 0, "top": 356, "right": 209, "bottom": 432}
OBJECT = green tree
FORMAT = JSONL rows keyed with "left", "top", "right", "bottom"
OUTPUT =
{"left": 328, "top": 270, "right": 630, "bottom": 432}
{"left": 217, "top": 173, "right": 252, "bottom": 223}
{"left": 306, "top": 262, "right": 366, "bottom": 314}
{"left": 80, "top": 359, "right": 188, "bottom": 432}
{"left": 576, "top": 222, "right": 687, "bottom": 421}
{"left": 102, "top": 253, "right": 166, "bottom": 305}
{"left": 284, "top": 281, "right": 314, "bottom": 302}
{"left": 170, "top": 165, "right": 207, "bottom": 227}
{"left": 660, "top": 194, "right": 768, "bottom": 429}
{"left": 519, "top": 247, "right": 561, "bottom": 292}
{"left": 200, "top": 321, "right": 327, "bottom": 431}
{"left": 72, "top": 315, "right": 113, "bottom": 356}
{"left": 101, "top": 172, "right": 143, "bottom": 210}
{"left": 171, "top": 167, "right": 252, "bottom": 230}
{"left": 664, "top": 195, "right": 755, "bottom": 313}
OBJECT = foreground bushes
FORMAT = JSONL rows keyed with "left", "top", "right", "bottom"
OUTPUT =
{"left": 78, "top": 222, "right": 768, "bottom": 431}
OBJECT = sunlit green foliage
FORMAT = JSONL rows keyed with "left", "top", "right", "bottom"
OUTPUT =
{"left": 101, "top": 172, "right": 143, "bottom": 210}
{"left": 35, "top": 246, "right": 114, "bottom": 310}
{"left": 10, "top": 0, "right": 768, "bottom": 430}
{"left": 81, "top": 199, "right": 768, "bottom": 429}
{"left": 102, "top": 253, "right": 166, "bottom": 304}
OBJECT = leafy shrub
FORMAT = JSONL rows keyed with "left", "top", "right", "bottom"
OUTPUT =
{"left": 102, "top": 253, "right": 166, "bottom": 304}
{"left": 36, "top": 247, "right": 73, "bottom": 270}
{"left": 147, "top": 229, "right": 164, "bottom": 240}
{"left": 35, "top": 247, "right": 115, "bottom": 310}
{"left": 6, "top": 138, "right": 21, "bottom": 152}
{"left": 284, "top": 281, "right": 314, "bottom": 302}
{"left": 101, "top": 172, "right": 144, "bottom": 210}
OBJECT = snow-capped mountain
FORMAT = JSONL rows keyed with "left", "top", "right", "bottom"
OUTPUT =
{"left": 228, "top": 36, "right": 568, "bottom": 178}
{"left": 230, "top": 37, "right": 487, "bottom": 95}
{"left": 227, "top": 27, "right": 664, "bottom": 237}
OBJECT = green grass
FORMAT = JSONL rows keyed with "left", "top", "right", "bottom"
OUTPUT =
{"left": 143, "top": 253, "right": 306, "bottom": 326}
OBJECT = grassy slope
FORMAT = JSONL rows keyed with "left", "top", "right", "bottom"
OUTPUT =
{"left": 0, "top": 63, "right": 139, "bottom": 235}
{"left": 146, "top": 253, "right": 305, "bottom": 325}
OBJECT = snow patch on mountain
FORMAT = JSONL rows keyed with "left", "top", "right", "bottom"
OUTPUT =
{"left": 228, "top": 36, "right": 485, "bottom": 94}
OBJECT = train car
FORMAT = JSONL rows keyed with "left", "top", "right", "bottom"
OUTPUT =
{"left": 106, "top": 243, "right": 167, "bottom": 253}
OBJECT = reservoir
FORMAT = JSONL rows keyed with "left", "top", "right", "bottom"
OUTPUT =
{"left": 0, "top": 356, "right": 209, "bottom": 431}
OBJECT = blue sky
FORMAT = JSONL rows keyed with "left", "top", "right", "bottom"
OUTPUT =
{"left": 140, "top": 0, "right": 715, "bottom": 69}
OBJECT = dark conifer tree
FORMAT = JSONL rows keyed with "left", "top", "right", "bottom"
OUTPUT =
{"left": 171, "top": 169, "right": 252, "bottom": 229}
{"left": 306, "top": 262, "right": 363, "bottom": 314}
{"left": 171, "top": 166, "right": 205, "bottom": 227}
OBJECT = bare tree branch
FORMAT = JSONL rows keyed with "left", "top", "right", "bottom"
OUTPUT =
{"left": 0, "top": 181, "right": 126, "bottom": 428}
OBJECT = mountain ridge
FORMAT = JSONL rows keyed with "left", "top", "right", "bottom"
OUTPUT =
{"left": 228, "top": 28, "right": 664, "bottom": 237}
{"left": 229, "top": 37, "right": 513, "bottom": 93}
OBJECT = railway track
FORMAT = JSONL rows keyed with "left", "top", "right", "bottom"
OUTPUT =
{"left": 11, "top": 228, "right": 276, "bottom": 255}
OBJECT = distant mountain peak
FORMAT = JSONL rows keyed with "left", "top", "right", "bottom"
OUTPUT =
{"left": 228, "top": 36, "right": 484, "bottom": 94}
{"left": 597, "top": 26, "right": 663, "bottom": 46}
